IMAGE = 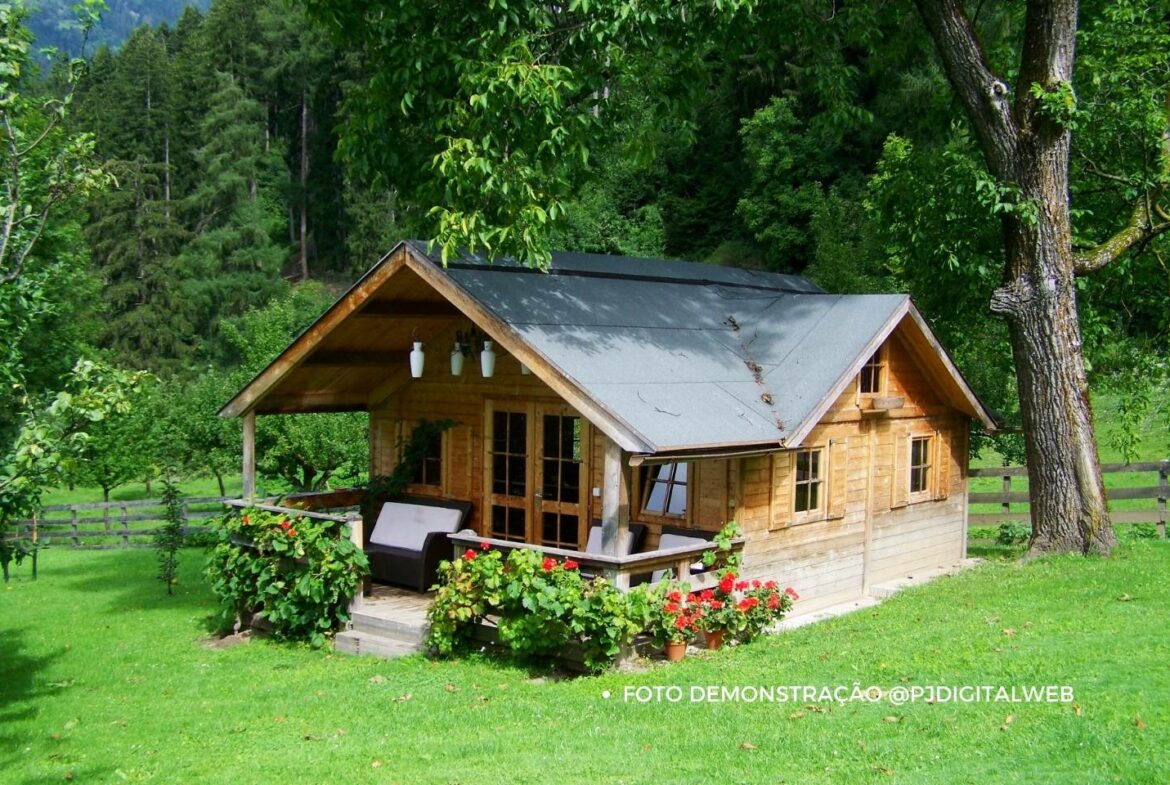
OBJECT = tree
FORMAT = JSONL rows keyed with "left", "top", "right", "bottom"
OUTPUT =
{"left": 304, "top": 0, "right": 1170, "bottom": 556}
{"left": 908, "top": 0, "right": 1169, "bottom": 555}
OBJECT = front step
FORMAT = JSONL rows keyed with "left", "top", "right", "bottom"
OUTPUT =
{"left": 335, "top": 628, "right": 422, "bottom": 658}
{"left": 349, "top": 609, "right": 429, "bottom": 645}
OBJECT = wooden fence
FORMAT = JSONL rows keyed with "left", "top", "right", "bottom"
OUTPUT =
{"left": 969, "top": 461, "right": 1168, "bottom": 537}
{"left": 10, "top": 496, "right": 234, "bottom": 549}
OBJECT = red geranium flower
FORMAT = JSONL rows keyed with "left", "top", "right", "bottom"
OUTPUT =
{"left": 463, "top": 549, "right": 477, "bottom": 561}
{"left": 710, "top": 599, "right": 723, "bottom": 610}
{"left": 664, "top": 602, "right": 680, "bottom": 613}
{"left": 784, "top": 587, "right": 800, "bottom": 601}
{"left": 241, "top": 515, "right": 250, "bottom": 525}
{"left": 751, "top": 579, "right": 761, "bottom": 589}
{"left": 541, "top": 557, "right": 556, "bottom": 572}
{"left": 667, "top": 590, "right": 683, "bottom": 603}
{"left": 564, "top": 559, "right": 579, "bottom": 570}
{"left": 718, "top": 575, "right": 735, "bottom": 594}
{"left": 737, "top": 597, "right": 759, "bottom": 611}
{"left": 673, "top": 615, "right": 690, "bottom": 630}
{"left": 764, "top": 580, "right": 778, "bottom": 590}
{"left": 767, "top": 594, "right": 780, "bottom": 610}
{"left": 289, "top": 529, "right": 297, "bottom": 537}
{"left": 479, "top": 541, "right": 491, "bottom": 550}
{"left": 280, "top": 520, "right": 290, "bottom": 529}
{"left": 700, "top": 589, "right": 715, "bottom": 601}
{"left": 735, "top": 581, "right": 749, "bottom": 592}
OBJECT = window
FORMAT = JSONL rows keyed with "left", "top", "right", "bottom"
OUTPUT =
{"left": 794, "top": 449, "right": 824, "bottom": 513}
{"left": 641, "top": 463, "right": 688, "bottom": 517}
{"left": 410, "top": 430, "right": 443, "bottom": 487}
{"left": 910, "top": 436, "right": 932, "bottom": 494}
{"left": 859, "top": 349, "right": 885, "bottom": 394}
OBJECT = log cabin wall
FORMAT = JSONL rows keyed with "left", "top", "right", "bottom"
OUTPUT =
{"left": 733, "top": 326, "right": 970, "bottom": 613}
{"left": 369, "top": 317, "right": 567, "bottom": 536}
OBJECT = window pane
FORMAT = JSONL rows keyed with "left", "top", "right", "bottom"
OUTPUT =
{"left": 507, "top": 456, "right": 526, "bottom": 496}
{"left": 808, "top": 450, "right": 820, "bottom": 478}
{"left": 560, "top": 462, "right": 580, "bottom": 503}
{"left": 492, "top": 412, "right": 509, "bottom": 453}
{"left": 508, "top": 413, "right": 527, "bottom": 454}
{"left": 644, "top": 480, "right": 668, "bottom": 513}
{"left": 492, "top": 455, "right": 507, "bottom": 495}
{"left": 796, "top": 451, "right": 810, "bottom": 480}
{"left": 543, "top": 459, "right": 560, "bottom": 501}
{"left": 542, "top": 512, "right": 558, "bottom": 543}
{"left": 543, "top": 416, "right": 560, "bottom": 459}
{"left": 672, "top": 462, "right": 687, "bottom": 483}
{"left": 559, "top": 514, "right": 578, "bottom": 546}
{"left": 666, "top": 483, "right": 687, "bottom": 515}
{"left": 795, "top": 483, "right": 810, "bottom": 513}
{"left": 808, "top": 482, "right": 820, "bottom": 511}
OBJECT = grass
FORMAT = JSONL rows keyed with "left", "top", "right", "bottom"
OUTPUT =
{"left": 3, "top": 544, "right": 1168, "bottom": 784}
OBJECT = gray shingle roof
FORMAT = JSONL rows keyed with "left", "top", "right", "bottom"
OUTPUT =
{"left": 407, "top": 241, "right": 909, "bottom": 453}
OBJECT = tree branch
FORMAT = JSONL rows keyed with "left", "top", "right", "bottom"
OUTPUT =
{"left": 1075, "top": 196, "right": 1170, "bottom": 275}
{"left": 912, "top": 0, "right": 1019, "bottom": 174}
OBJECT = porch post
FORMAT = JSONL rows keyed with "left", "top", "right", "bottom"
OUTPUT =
{"left": 601, "top": 436, "right": 631, "bottom": 589}
{"left": 242, "top": 410, "right": 256, "bottom": 500}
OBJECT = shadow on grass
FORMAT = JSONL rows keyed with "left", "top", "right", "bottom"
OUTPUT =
{"left": 45, "top": 546, "right": 215, "bottom": 617}
{"left": 0, "top": 628, "right": 65, "bottom": 768}
{"left": 967, "top": 539, "right": 1028, "bottom": 561}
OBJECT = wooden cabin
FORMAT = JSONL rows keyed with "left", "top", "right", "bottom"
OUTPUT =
{"left": 221, "top": 240, "right": 994, "bottom": 612}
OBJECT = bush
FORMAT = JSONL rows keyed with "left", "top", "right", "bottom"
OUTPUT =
{"left": 427, "top": 544, "right": 641, "bottom": 671}
{"left": 205, "top": 507, "right": 369, "bottom": 646}
{"left": 997, "top": 521, "right": 1031, "bottom": 545}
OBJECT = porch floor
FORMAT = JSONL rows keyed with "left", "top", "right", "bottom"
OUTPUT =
{"left": 335, "top": 584, "right": 434, "bottom": 659}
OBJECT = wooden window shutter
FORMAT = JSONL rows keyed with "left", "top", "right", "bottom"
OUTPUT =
{"left": 891, "top": 431, "right": 910, "bottom": 508}
{"left": 934, "top": 427, "right": 950, "bottom": 500}
{"left": 828, "top": 438, "right": 848, "bottom": 519}
{"left": 771, "top": 450, "right": 794, "bottom": 529}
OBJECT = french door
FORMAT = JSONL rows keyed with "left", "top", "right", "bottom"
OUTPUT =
{"left": 485, "top": 402, "right": 589, "bottom": 548}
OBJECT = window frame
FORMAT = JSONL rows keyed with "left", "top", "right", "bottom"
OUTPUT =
{"left": 908, "top": 435, "right": 933, "bottom": 499}
{"left": 401, "top": 421, "right": 446, "bottom": 495}
{"left": 792, "top": 447, "right": 826, "bottom": 522}
{"left": 637, "top": 462, "right": 691, "bottom": 522}
{"left": 858, "top": 348, "right": 886, "bottom": 396}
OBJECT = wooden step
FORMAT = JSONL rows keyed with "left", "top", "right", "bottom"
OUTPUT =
{"left": 349, "top": 610, "right": 429, "bottom": 644}
{"left": 335, "top": 629, "right": 422, "bottom": 659}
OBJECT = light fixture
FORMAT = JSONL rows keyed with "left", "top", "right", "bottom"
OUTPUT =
{"left": 410, "top": 341, "right": 425, "bottom": 378}
{"left": 450, "top": 341, "right": 464, "bottom": 376}
{"left": 480, "top": 340, "right": 496, "bottom": 378}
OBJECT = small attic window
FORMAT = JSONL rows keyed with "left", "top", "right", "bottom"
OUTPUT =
{"left": 859, "top": 349, "right": 885, "bottom": 395}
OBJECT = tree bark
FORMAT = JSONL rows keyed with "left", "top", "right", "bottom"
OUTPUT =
{"left": 914, "top": 0, "right": 1114, "bottom": 555}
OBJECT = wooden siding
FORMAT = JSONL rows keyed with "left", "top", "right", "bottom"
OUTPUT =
{"left": 730, "top": 331, "right": 970, "bottom": 611}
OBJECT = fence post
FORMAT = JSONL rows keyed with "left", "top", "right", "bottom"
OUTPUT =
{"left": 1159, "top": 461, "right": 1167, "bottom": 540}
{"left": 1001, "top": 474, "right": 1012, "bottom": 517}
{"left": 120, "top": 504, "right": 130, "bottom": 548}
{"left": 71, "top": 507, "right": 79, "bottom": 547}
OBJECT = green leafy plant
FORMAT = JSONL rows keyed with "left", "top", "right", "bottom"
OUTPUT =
{"left": 690, "top": 571, "right": 798, "bottom": 643}
{"left": 997, "top": 521, "right": 1031, "bottom": 545}
{"left": 204, "top": 506, "right": 369, "bottom": 647}
{"left": 154, "top": 479, "right": 185, "bottom": 595}
{"left": 363, "top": 419, "right": 457, "bottom": 513}
{"left": 640, "top": 580, "right": 702, "bottom": 647}
{"left": 427, "top": 544, "right": 641, "bottom": 671}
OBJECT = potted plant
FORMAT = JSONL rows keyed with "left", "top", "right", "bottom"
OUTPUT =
{"left": 646, "top": 581, "right": 700, "bottom": 661}
{"left": 693, "top": 570, "right": 746, "bottom": 649}
{"left": 735, "top": 579, "right": 798, "bottom": 641}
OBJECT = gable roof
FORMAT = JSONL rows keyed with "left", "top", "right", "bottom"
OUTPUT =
{"left": 221, "top": 240, "right": 995, "bottom": 457}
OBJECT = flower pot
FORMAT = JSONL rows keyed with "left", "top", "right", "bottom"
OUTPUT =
{"left": 705, "top": 629, "right": 726, "bottom": 650}
{"left": 664, "top": 640, "right": 687, "bottom": 662}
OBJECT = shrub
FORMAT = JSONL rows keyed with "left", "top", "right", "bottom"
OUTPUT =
{"left": 205, "top": 507, "right": 369, "bottom": 646}
{"left": 997, "top": 521, "right": 1031, "bottom": 545}
{"left": 154, "top": 480, "right": 185, "bottom": 595}
{"left": 427, "top": 544, "right": 642, "bottom": 671}
{"left": 691, "top": 571, "right": 797, "bottom": 643}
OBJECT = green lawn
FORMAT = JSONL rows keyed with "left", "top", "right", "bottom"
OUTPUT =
{"left": 3, "top": 545, "right": 1168, "bottom": 784}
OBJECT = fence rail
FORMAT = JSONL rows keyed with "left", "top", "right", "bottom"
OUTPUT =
{"left": 968, "top": 461, "right": 1168, "bottom": 537}
{"left": 7, "top": 496, "right": 235, "bottom": 549}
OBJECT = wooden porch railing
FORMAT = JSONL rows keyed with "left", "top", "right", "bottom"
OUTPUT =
{"left": 448, "top": 530, "right": 746, "bottom": 592}
{"left": 968, "top": 460, "right": 1168, "bottom": 537}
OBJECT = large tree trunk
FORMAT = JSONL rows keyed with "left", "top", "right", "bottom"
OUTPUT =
{"left": 914, "top": 0, "right": 1116, "bottom": 555}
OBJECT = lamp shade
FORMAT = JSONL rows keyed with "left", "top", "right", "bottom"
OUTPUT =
{"left": 480, "top": 340, "right": 496, "bottom": 378}
{"left": 410, "top": 341, "right": 425, "bottom": 378}
{"left": 450, "top": 342, "right": 464, "bottom": 376}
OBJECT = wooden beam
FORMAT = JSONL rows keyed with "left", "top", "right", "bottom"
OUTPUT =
{"left": 304, "top": 351, "right": 394, "bottom": 367}
{"left": 256, "top": 392, "right": 369, "bottom": 415}
{"left": 242, "top": 410, "right": 256, "bottom": 500}
{"left": 357, "top": 299, "right": 460, "bottom": 317}
{"left": 601, "top": 436, "right": 632, "bottom": 588}
{"left": 219, "top": 246, "right": 407, "bottom": 418}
